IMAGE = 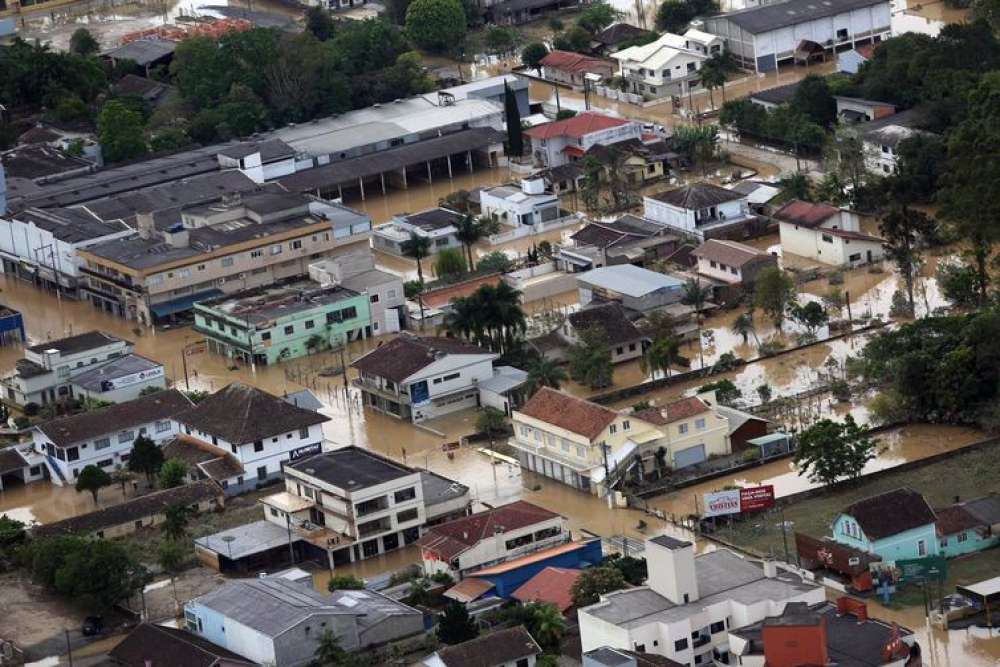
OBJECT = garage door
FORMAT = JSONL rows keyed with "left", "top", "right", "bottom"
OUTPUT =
{"left": 674, "top": 444, "right": 706, "bottom": 468}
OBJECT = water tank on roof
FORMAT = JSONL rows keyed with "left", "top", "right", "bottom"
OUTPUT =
{"left": 520, "top": 178, "right": 545, "bottom": 195}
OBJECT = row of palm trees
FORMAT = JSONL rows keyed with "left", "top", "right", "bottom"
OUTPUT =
{"left": 441, "top": 282, "right": 527, "bottom": 357}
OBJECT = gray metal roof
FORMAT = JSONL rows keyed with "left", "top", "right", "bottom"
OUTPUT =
{"left": 477, "top": 366, "right": 529, "bottom": 394}
{"left": 13, "top": 207, "right": 131, "bottom": 243}
{"left": 718, "top": 0, "right": 888, "bottom": 34}
{"left": 102, "top": 38, "right": 177, "bottom": 66}
{"left": 283, "top": 389, "right": 324, "bottom": 412}
{"left": 579, "top": 265, "right": 684, "bottom": 298}
{"left": 195, "top": 520, "right": 302, "bottom": 560}
{"left": 71, "top": 353, "right": 162, "bottom": 391}
{"left": 420, "top": 470, "right": 470, "bottom": 507}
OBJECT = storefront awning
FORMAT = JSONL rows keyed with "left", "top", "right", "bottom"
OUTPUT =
{"left": 150, "top": 289, "right": 223, "bottom": 319}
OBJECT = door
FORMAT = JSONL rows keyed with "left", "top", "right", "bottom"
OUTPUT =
{"left": 917, "top": 539, "right": 927, "bottom": 557}
{"left": 674, "top": 444, "right": 707, "bottom": 468}
{"left": 385, "top": 307, "right": 401, "bottom": 333}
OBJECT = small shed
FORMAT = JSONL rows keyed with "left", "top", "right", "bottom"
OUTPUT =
{"left": 957, "top": 576, "right": 1000, "bottom": 626}
{"left": 747, "top": 432, "right": 794, "bottom": 459}
{"left": 796, "top": 532, "right": 880, "bottom": 592}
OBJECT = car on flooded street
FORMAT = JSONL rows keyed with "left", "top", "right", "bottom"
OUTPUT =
{"left": 82, "top": 616, "right": 103, "bottom": 637}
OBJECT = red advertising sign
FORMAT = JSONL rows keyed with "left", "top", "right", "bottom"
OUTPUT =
{"left": 739, "top": 485, "right": 776, "bottom": 512}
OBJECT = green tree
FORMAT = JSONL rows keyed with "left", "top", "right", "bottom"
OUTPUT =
{"left": 453, "top": 214, "right": 485, "bottom": 269}
{"left": 157, "top": 539, "right": 187, "bottom": 614}
{"left": 525, "top": 355, "right": 567, "bottom": 394}
{"left": 161, "top": 503, "right": 193, "bottom": 541}
{"left": 731, "top": 312, "right": 757, "bottom": 346}
{"left": 577, "top": 2, "right": 619, "bottom": 33}
{"left": 699, "top": 379, "right": 741, "bottom": 405}
{"left": 434, "top": 247, "right": 468, "bottom": 278}
{"left": 522, "top": 42, "right": 549, "bottom": 75}
{"left": 97, "top": 100, "right": 147, "bottom": 163}
{"left": 937, "top": 260, "right": 980, "bottom": 308}
{"left": 879, "top": 205, "right": 936, "bottom": 315}
{"left": 305, "top": 6, "right": 337, "bottom": 41}
{"left": 484, "top": 25, "right": 519, "bottom": 55}
{"left": 570, "top": 566, "right": 627, "bottom": 608}
{"left": 753, "top": 267, "right": 797, "bottom": 330}
{"left": 756, "top": 383, "right": 773, "bottom": 403}
{"left": 505, "top": 82, "right": 523, "bottom": 157}
{"left": 552, "top": 25, "right": 591, "bottom": 52}
{"left": 477, "top": 250, "right": 512, "bottom": 274}
{"left": 28, "top": 536, "right": 148, "bottom": 611}
{"left": 568, "top": 326, "right": 613, "bottom": 389}
{"left": 158, "top": 459, "right": 188, "bottom": 489}
{"left": 75, "top": 464, "right": 112, "bottom": 506}
{"left": 315, "top": 628, "right": 348, "bottom": 666}
{"left": 69, "top": 28, "right": 100, "bottom": 56}
{"left": 640, "top": 334, "right": 681, "bottom": 379}
{"left": 777, "top": 173, "right": 812, "bottom": 202}
{"left": 790, "top": 74, "right": 836, "bottom": 127}
{"left": 522, "top": 602, "right": 565, "bottom": 652}
{"left": 682, "top": 278, "right": 711, "bottom": 368}
{"left": 603, "top": 554, "right": 647, "bottom": 585}
{"left": 406, "top": 0, "right": 466, "bottom": 52}
{"left": 656, "top": 0, "right": 694, "bottom": 31}
{"left": 790, "top": 301, "right": 828, "bottom": 336}
{"left": 328, "top": 574, "right": 365, "bottom": 591}
{"left": 794, "top": 415, "right": 877, "bottom": 486}
{"left": 437, "top": 601, "right": 479, "bottom": 644}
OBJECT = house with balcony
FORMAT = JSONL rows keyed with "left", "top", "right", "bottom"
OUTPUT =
{"left": 578, "top": 536, "right": 824, "bottom": 665}
{"left": 193, "top": 278, "right": 372, "bottom": 367}
{"left": 643, "top": 182, "right": 757, "bottom": 240}
{"left": 31, "top": 389, "right": 192, "bottom": 485}
{"left": 174, "top": 382, "right": 329, "bottom": 493}
{"left": 260, "top": 446, "right": 470, "bottom": 568}
{"left": 775, "top": 199, "right": 885, "bottom": 267}
{"left": 611, "top": 31, "right": 709, "bottom": 101}
{"left": 77, "top": 192, "right": 372, "bottom": 324}
{"left": 524, "top": 113, "right": 643, "bottom": 169}
{"left": 479, "top": 179, "right": 565, "bottom": 229}
{"left": 1, "top": 330, "right": 133, "bottom": 408}
{"left": 418, "top": 500, "right": 568, "bottom": 578}
{"left": 371, "top": 208, "right": 465, "bottom": 257}
{"left": 351, "top": 333, "right": 498, "bottom": 423}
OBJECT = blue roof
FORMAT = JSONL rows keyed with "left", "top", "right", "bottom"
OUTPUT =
{"left": 150, "top": 288, "right": 223, "bottom": 318}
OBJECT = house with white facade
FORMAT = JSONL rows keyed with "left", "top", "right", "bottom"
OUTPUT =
{"left": 701, "top": 0, "right": 891, "bottom": 73}
{"left": 174, "top": 382, "right": 330, "bottom": 492}
{"left": 69, "top": 354, "right": 166, "bottom": 404}
{"left": 418, "top": 500, "right": 568, "bottom": 577}
{"left": 775, "top": 200, "right": 885, "bottom": 267}
{"left": 1, "top": 331, "right": 134, "bottom": 408}
{"left": 643, "top": 182, "right": 756, "bottom": 240}
{"left": 480, "top": 179, "right": 563, "bottom": 228}
{"left": 612, "top": 31, "right": 710, "bottom": 101}
{"left": 524, "top": 113, "right": 642, "bottom": 169}
{"left": 858, "top": 108, "right": 936, "bottom": 175}
{"left": 539, "top": 50, "right": 616, "bottom": 88}
{"left": 260, "top": 446, "right": 470, "bottom": 567}
{"left": 578, "top": 536, "right": 824, "bottom": 665}
{"left": 371, "top": 207, "right": 465, "bottom": 257}
{"left": 351, "top": 333, "right": 498, "bottom": 423}
{"left": 309, "top": 251, "right": 406, "bottom": 336}
{"left": 690, "top": 239, "right": 777, "bottom": 286}
{"left": 32, "top": 389, "right": 192, "bottom": 485}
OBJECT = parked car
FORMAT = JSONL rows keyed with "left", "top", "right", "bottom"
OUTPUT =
{"left": 82, "top": 616, "right": 104, "bottom": 636}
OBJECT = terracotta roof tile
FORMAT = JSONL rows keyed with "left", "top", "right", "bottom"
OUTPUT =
{"left": 934, "top": 505, "right": 982, "bottom": 537}
{"left": 417, "top": 500, "right": 561, "bottom": 561}
{"left": 539, "top": 50, "right": 613, "bottom": 73}
{"left": 691, "top": 239, "right": 772, "bottom": 268}
{"left": 512, "top": 566, "right": 583, "bottom": 612}
{"left": 633, "top": 396, "right": 709, "bottom": 425}
{"left": 569, "top": 302, "right": 645, "bottom": 346}
{"left": 37, "top": 389, "right": 192, "bottom": 448}
{"left": 351, "top": 333, "right": 493, "bottom": 384}
{"left": 524, "top": 112, "right": 632, "bottom": 141}
{"left": 842, "top": 488, "right": 936, "bottom": 541}
{"left": 773, "top": 200, "right": 842, "bottom": 228}
{"left": 516, "top": 387, "right": 619, "bottom": 440}
{"left": 437, "top": 626, "right": 541, "bottom": 667}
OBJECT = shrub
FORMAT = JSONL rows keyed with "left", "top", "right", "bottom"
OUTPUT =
{"left": 22, "top": 402, "right": 39, "bottom": 417}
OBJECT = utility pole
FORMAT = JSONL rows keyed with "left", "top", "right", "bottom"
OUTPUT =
{"left": 286, "top": 513, "right": 296, "bottom": 565}
{"left": 65, "top": 629, "right": 74, "bottom": 667}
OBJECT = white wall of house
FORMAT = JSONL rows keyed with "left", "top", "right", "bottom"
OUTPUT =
{"left": 454, "top": 514, "right": 568, "bottom": 573}
{"left": 643, "top": 197, "right": 747, "bottom": 234}
{"left": 778, "top": 217, "right": 884, "bottom": 266}
{"left": 749, "top": 4, "right": 891, "bottom": 64}
{"left": 480, "top": 190, "right": 560, "bottom": 227}
{"left": 532, "top": 123, "right": 642, "bottom": 168}
{"left": 695, "top": 256, "right": 744, "bottom": 284}
{"left": 403, "top": 354, "right": 497, "bottom": 422}
{"left": 864, "top": 138, "right": 901, "bottom": 175}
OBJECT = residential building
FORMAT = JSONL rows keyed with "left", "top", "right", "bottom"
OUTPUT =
{"left": 701, "top": 0, "right": 891, "bottom": 73}
{"left": 775, "top": 199, "right": 885, "bottom": 266}
{"left": 423, "top": 626, "right": 542, "bottom": 667}
{"left": 612, "top": 31, "right": 710, "bottom": 100}
{"left": 69, "top": 354, "right": 166, "bottom": 404}
{"left": 31, "top": 388, "right": 192, "bottom": 485}
{"left": 835, "top": 95, "right": 896, "bottom": 123}
{"left": 557, "top": 216, "right": 681, "bottom": 272}
{"left": 478, "top": 366, "right": 530, "bottom": 416}
{"left": 185, "top": 575, "right": 423, "bottom": 666}
{"left": 714, "top": 403, "right": 771, "bottom": 453}
{"left": 77, "top": 192, "right": 372, "bottom": 324}
{"left": 175, "top": 382, "right": 329, "bottom": 490}
{"left": 584, "top": 647, "right": 684, "bottom": 667}
{"left": 748, "top": 81, "right": 801, "bottom": 110}
{"left": 351, "top": 333, "right": 498, "bottom": 423}
{"left": 728, "top": 180, "right": 780, "bottom": 214}
{"left": 643, "top": 182, "right": 756, "bottom": 240}
{"left": 830, "top": 487, "right": 939, "bottom": 562}
{"left": 524, "top": 112, "right": 642, "bottom": 169}
{"left": 632, "top": 394, "right": 733, "bottom": 470}
{"left": 309, "top": 251, "right": 407, "bottom": 335}
{"left": 455, "top": 539, "right": 605, "bottom": 600}
{"left": 539, "top": 50, "right": 616, "bottom": 88}
{"left": 162, "top": 436, "right": 248, "bottom": 495}
{"left": 34, "top": 479, "right": 225, "bottom": 539}
{"left": 193, "top": 279, "right": 372, "bottom": 366}
{"left": 935, "top": 494, "right": 1000, "bottom": 557}
{"left": 690, "top": 239, "right": 777, "bottom": 286}
{"left": 371, "top": 207, "right": 465, "bottom": 257}
{"left": 593, "top": 23, "right": 657, "bottom": 55}
{"left": 418, "top": 500, "right": 568, "bottom": 577}
{"left": 106, "top": 623, "right": 256, "bottom": 667}
{"left": 857, "top": 108, "right": 935, "bottom": 175}
{"left": 562, "top": 302, "right": 648, "bottom": 364}
{"left": 479, "top": 179, "right": 566, "bottom": 228}
{"left": 1, "top": 330, "right": 133, "bottom": 407}
{"left": 577, "top": 536, "right": 824, "bottom": 664}
{"left": 512, "top": 566, "right": 584, "bottom": 615}
{"left": 0, "top": 444, "right": 46, "bottom": 491}
{"left": 577, "top": 264, "right": 685, "bottom": 314}
{"left": 261, "top": 446, "right": 470, "bottom": 567}
{"left": 583, "top": 138, "right": 675, "bottom": 187}
{"left": 729, "top": 598, "right": 918, "bottom": 667}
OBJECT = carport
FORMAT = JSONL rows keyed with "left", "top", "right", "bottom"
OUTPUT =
{"left": 0, "top": 447, "right": 30, "bottom": 491}
{"left": 958, "top": 576, "right": 1000, "bottom": 626}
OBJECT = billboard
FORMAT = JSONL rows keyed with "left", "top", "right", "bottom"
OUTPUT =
{"left": 703, "top": 485, "right": 776, "bottom": 517}
{"left": 896, "top": 556, "right": 947, "bottom": 583}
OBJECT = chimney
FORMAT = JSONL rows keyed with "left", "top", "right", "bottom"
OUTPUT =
{"left": 644, "top": 535, "right": 698, "bottom": 604}
{"left": 136, "top": 212, "right": 155, "bottom": 239}
{"left": 762, "top": 612, "right": 828, "bottom": 667}
{"left": 763, "top": 557, "right": 777, "bottom": 578}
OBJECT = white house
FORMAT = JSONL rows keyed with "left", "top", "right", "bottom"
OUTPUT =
{"left": 612, "top": 31, "right": 710, "bottom": 100}
{"left": 175, "top": 382, "right": 330, "bottom": 493}
{"left": 524, "top": 112, "right": 642, "bottom": 169}
{"left": 32, "top": 389, "right": 192, "bottom": 485}
{"left": 1, "top": 331, "right": 134, "bottom": 408}
{"left": 70, "top": 354, "right": 166, "bottom": 404}
{"left": 690, "top": 239, "right": 777, "bottom": 286}
{"left": 858, "top": 109, "right": 936, "bottom": 175}
{"left": 310, "top": 252, "right": 407, "bottom": 336}
{"left": 216, "top": 139, "right": 298, "bottom": 184}
{"left": 479, "top": 179, "right": 562, "bottom": 228}
{"left": 578, "top": 536, "right": 825, "bottom": 665}
{"left": 351, "top": 333, "right": 498, "bottom": 423}
{"left": 701, "top": 0, "right": 891, "bottom": 73}
{"left": 424, "top": 626, "right": 543, "bottom": 667}
{"left": 643, "top": 182, "right": 755, "bottom": 240}
{"left": 775, "top": 200, "right": 885, "bottom": 267}
{"left": 371, "top": 207, "right": 465, "bottom": 257}
{"left": 418, "top": 500, "right": 568, "bottom": 577}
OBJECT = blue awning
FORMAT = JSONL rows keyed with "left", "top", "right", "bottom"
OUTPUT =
{"left": 150, "top": 289, "right": 223, "bottom": 318}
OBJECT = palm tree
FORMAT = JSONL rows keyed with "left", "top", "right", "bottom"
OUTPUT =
{"left": 525, "top": 355, "right": 567, "bottom": 394}
{"left": 640, "top": 334, "right": 681, "bottom": 379}
{"left": 454, "top": 214, "right": 483, "bottom": 270}
{"left": 529, "top": 603, "right": 566, "bottom": 653}
{"left": 731, "top": 312, "right": 758, "bottom": 346}
{"left": 703, "top": 51, "right": 736, "bottom": 104}
{"left": 681, "top": 278, "right": 712, "bottom": 369}
{"left": 402, "top": 232, "right": 432, "bottom": 285}
{"left": 314, "top": 629, "right": 346, "bottom": 666}
{"left": 698, "top": 59, "right": 726, "bottom": 111}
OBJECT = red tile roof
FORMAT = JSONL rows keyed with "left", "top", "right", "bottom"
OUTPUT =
{"left": 516, "top": 387, "right": 619, "bottom": 440}
{"left": 773, "top": 200, "right": 842, "bottom": 228}
{"left": 512, "top": 566, "right": 583, "bottom": 612}
{"left": 934, "top": 505, "right": 983, "bottom": 537}
{"left": 351, "top": 333, "right": 492, "bottom": 383}
{"left": 634, "top": 396, "right": 710, "bottom": 426}
{"left": 417, "top": 500, "right": 562, "bottom": 561}
{"left": 444, "top": 577, "right": 496, "bottom": 603}
{"left": 524, "top": 112, "right": 632, "bottom": 141}
{"left": 539, "top": 50, "right": 612, "bottom": 73}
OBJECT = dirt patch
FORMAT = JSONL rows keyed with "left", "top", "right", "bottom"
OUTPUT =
{"left": 136, "top": 565, "right": 228, "bottom": 623}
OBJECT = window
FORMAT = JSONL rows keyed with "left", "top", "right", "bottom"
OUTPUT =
{"left": 958, "top": 532, "right": 968, "bottom": 543}
{"left": 634, "top": 644, "right": 646, "bottom": 653}
{"left": 299, "top": 427, "right": 309, "bottom": 438}
{"left": 251, "top": 249, "right": 263, "bottom": 259}
{"left": 940, "top": 538, "right": 948, "bottom": 548}
{"left": 270, "top": 245, "right": 283, "bottom": 256}
{"left": 96, "top": 458, "right": 113, "bottom": 468}
{"left": 254, "top": 440, "right": 264, "bottom": 452}
{"left": 197, "top": 264, "right": 206, "bottom": 271}
{"left": 221, "top": 257, "right": 234, "bottom": 268}
{"left": 678, "top": 423, "right": 689, "bottom": 435}
{"left": 177, "top": 268, "right": 191, "bottom": 278}
{"left": 118, "top": 430, "right": 135, "bottom": 444}
{"left": 505, "top": 534, "right": 534, "bottom": 550}
{"left": 370, "top": 293, "right": 379, "bottom": 303}
{"left": 395, "top": 487, "right": 417, "bottom": 503}
{"left": 155, "top": 420, "right": 171, "bottom": 433}
{"left": 710, "top": 621, "right": 725, "bottom": 634}
{"left": 576, "top": 445, "right": 587, "bottom": 457}
{"left": 284, "top": 325, "right": 294, "bottom": 335}
{"left": 396, "top": 508, "right": 419, "bottom": 523}
{"left": 516, "top": 660, "right": 529, "bottom": 667}
{"left": 257, "top": 465, "right": 268, "bottom": 481}
{"left": 836, "top": 27, "right": 848, "bottom": 40}
{"left": 822, "top": 233, "right": 834, "bottom": 243}
{"left": 695, "top": 418, "right": 706, "bottom": 430}
{"left": 674, "top": 638, "right": 688, "bottom": 651}
{"left": 304, "top": 320, "right": 315, "bottom": 330}
{"left": 609, "top": 424, "right": 618, "bottom": 435}
{"left": 534, "top": 526, "right": 561, "bottom": 540}
{"left": 440, "top": 372, "right": 460, "bottom": 382}
{"left": 231, "top": 444, "right": 238, "bottom": 454}
{"left": 917, "top": 539, "right": 927, "bottom": 557}
{"left": 710, "top": 260, "right": 717, "bottom": 268}
{"left": 628, "top": 343, "right": 636, "bottom": 352}
{"left": 622, "top": 420, "right": 630, "bottom": 431}
{"left": 291, "top": 240, "right": 303, "bottom": 250}
{"left": 94, "top": 437, "right": 111, "bottom": 450}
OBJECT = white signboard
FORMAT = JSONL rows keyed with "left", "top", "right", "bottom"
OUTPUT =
{"left": 703, "top": 489, "right": 741, "bottom": 518}
{"left": 107, "top": 366, "right": 165, "bottom": 390}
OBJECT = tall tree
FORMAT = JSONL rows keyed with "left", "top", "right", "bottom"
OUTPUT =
{"left": 568, "top": 326, "right": 614, "bottom": 389}
{"left": 681, "top": 278, "right": 711, "bottom": 368}
{"left": 157, "top": 540, "right": 187, "bottom": 616}
{"left": 454, "top": 214, "right": 483, "bottom": 269}
{"left": 305, "top": 6, "right": 337, "bottom": 41}
{"left": 161, "top": 504, "right": 193, "bottom": 542}
{"left": 505, "top": 82, "right": 523, "bottom": 157}
{"left": 438, "top": 601, "right": 479, "bottom": 644}
{"left": 405, "top": 0, "right": 467, "bottom": 52}
{"left": 127, "top": 435, "right": 164, "bottom": 486}
{"left": 521, "top": 42, "right": 549, "bottom": 75}
{"left": 75, "top": 465, "right": 112, "bottom": 506}
{"left": 525, "top": 355, "right": 567, "bottom": 394}
{"left": 69, "top": 28, "right": 100, "bottom": 56}
{"left": 570, "top": 566, "right": 627, "bottom": 608}
{"left": 753, "top": 267, "right": 797, "bottom": 330}
{"left": 402, "top": 232, "right": 432, "bottom": 285}
{"left": 97, "top": 100, "right": 147, "bottom": 163}
{"left": 158, "top": 459, "right": 188, "bottom": 489}
{"left": 794, "top": 415, "right": 877, "bottom": 486}
{"left": 640, "top": 334, "right": 681, "bottom": 379}
{"left": 879, "top": 205, "right": 936, "bottom": 316}
{"left": 28, "top": 536, "right": 148, "bottom": 611}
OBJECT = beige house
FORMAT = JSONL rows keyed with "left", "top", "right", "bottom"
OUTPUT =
{"left": 774, "top": 200, "right": 885, "bottom": 267}
{"left": 632, "top": 392, "right": 731, "bottom": 470}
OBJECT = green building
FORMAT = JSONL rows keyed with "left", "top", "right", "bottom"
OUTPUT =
{"left": 194, "top": 279, "right": 372, "bottom": 366}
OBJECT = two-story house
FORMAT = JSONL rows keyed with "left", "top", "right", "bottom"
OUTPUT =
{"left": 479, "top": 179, "right": 569, "bottom": 229}
{"left": 562, "top": 303, "right": 648, "bottom": 364}
{"left": 775, "top": 200, "right": 885, "bottom": 267}
{"left": 524, "top": 113, "right": 643, "bottom": 169}
{"left": 174, "top": 382, "right": 330, "bottom": 492}
{"left": 538, "top": 50, "right": 616, "bottom": 88}
{"left": 32, "top": 389, "right": 192, "bottom": 485}
{"left": 371, "top": 208, "right": 465, "bottom": 257}
{"left": 830, "top": 487, "right": 939, "bottom": 562}
{"left": 857, "top": 108, "right": 935, "bottom": 175}
{"left": 632, "top": 394, "right": 732, "bottom": 470}
{"left": 351, "top": 333, "right": 498, "bottom": 423}
{"left": 418, "top": 500, "right": 568, "bottom": 577}
{"left": 260, "top": 446, "right": 470, "bottom": 567}
{"left": 612, "top": 31, "right": 709, "bottom": 101}
{"left": 690, "top": 239, "right": 777, "bottom": 287}
{"left": 643, "top": 183, "right": 756, "bottom": 240}
{"left": 309, "top": 251, "right": 407, "bottom": 336}
{"left": 1, "top": 331, "right": 133, "bottom": 408}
